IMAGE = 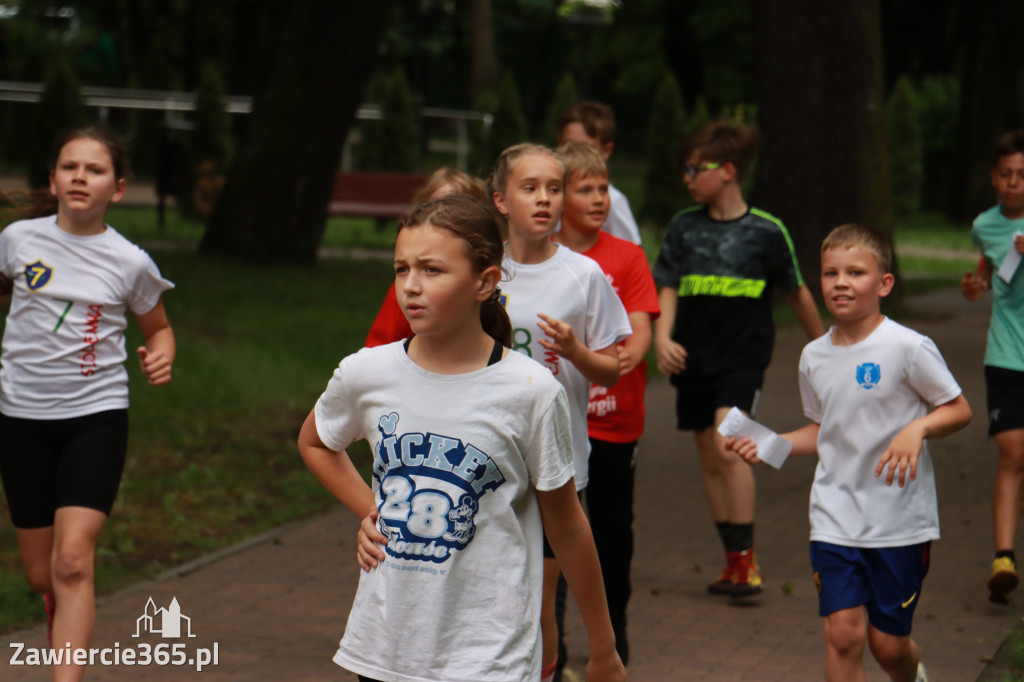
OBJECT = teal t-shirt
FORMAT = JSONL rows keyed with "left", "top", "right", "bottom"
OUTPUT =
{"left": 972, "top": 205, "right": 1024, "bottom": 371}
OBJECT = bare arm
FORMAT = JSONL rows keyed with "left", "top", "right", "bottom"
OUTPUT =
{"left": 537, "top": 482, "right": 625, "bottom": 682}
{"left": 135, "top": 299, "right": 176, "bottom": 386}
{"left": 297, "top": 410, "right": 375, "bottom": 519}
{"left": 616, "top": 311, "right": 652, "bottom": 375}
{"left": 875, "top": 394, "right": 972, "bottom": 487}
{"left": 653, "top": 286, "right": 687, "bottom": 375}
{"left": 537, "top": 313, "right": 621, "bottom": 387}
{"left": 785, "top": 285, "right": 825, "bottom": 340}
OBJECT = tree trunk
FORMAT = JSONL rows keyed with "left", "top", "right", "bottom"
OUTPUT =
{"left": 948, "top": 0, "right": 1024, "bottom": 222}
{"left": 752, "top": 0, "right": 890, "bottom": 299}
{"left": 469, "top": 0, "right": 500, "bottom": 102}
{"left": 200, "top": 0, "right": 397, "bottom": 264}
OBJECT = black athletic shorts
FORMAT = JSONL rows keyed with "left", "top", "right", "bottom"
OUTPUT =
{"left": 673, "top": 369, "right": 764, "bottom": 431}
{"left": 985, "top": 366, "right": 1024, "bottom": 437}
{"left": 0, "top": 409, "right": 129, "bottom": 529}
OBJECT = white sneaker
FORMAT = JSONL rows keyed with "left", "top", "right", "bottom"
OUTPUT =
{"left": 916, "top": 662, "right": 928, "bottom": 682}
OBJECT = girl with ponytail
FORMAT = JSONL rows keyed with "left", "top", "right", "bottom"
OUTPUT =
{"left": 297, "top": 194, "right": 624, "bottom": 682}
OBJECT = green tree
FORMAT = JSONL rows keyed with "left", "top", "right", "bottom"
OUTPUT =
{"left": 544, "top": 72, "right": 580, "bottom": 145}
{"left": 30, "top": 54, "right": 87, "bottom": 189}
{"left": 641, "top": 72, "right": 687, "bottom": 226}
{"left": 886, "top": 77, "right": 923, "bottom": 219}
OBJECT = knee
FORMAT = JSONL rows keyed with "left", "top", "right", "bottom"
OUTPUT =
{"left": 825, "top": 613, "right": 866, "bottom": 660}
{"left": 51, "top": 543, "right": 93, "bottom": 587}
{"left": 868, "top": 631, "right": 914, "bottom": 671}
{"left": 23, "top": 565, "right": 52, "bottom": 594}
{"left": 998, "top": 443, "right": 1024, "bottom": 471}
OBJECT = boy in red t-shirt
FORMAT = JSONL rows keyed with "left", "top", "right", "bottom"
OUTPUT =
{"left": 554, "top": 141, "right": 660, "bottom": 665}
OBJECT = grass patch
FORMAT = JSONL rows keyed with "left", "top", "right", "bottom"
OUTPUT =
{"left": 979, "top": 617, "right": 1024, "bottom": 681}
{"left": 0, "top": 239, "right": 391, "bottom": 633}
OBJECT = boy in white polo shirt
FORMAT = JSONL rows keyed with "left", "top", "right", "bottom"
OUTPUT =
{"left": 727, "top": 224, "right": 972, "bottom": 682}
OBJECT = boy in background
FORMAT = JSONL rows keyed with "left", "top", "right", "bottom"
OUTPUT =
{"left": 554, "top": 141, "right": 660, "bottom": 666}
{"left": 558, "top": 101, "right": 642, "bottom": 246}
{"left": 652, "top": 120, "right": 823, "bottom": 597}
{"left": 960, "top": 130, "right": 1024, "bottom": 604}
{"left": 729, "top": 224, "right": 971, "bottom": 682}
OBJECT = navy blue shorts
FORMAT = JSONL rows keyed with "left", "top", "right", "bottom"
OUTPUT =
{"left": 810, "top": 541, "right": 930, "bottom": 637}
{"left": 0, "top": 410, "right": 129, "bottom": 529}
{"left": 673, "top": 369, "right": 763, "bottom": 431}
{"left": 985, "top": 365, "right": 1024, "bottom": 436}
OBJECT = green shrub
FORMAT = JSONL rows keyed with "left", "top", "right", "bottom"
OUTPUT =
{"left": 887, "top": 76, "right": 923, "bottom": 219}
{"left": 916, "top": 75, "right": 960, "bottom": 213}
{"left": 641, "top": 72, "right": 687, "bottom": 226}
{"left": 475, "top": 71, "right": 529, "bottom": 176}
{"left": 355, "top": 66, "right": 420, "bottom": 173}
{"left": 192, "top": 62, "right": 234, "bottom": 172}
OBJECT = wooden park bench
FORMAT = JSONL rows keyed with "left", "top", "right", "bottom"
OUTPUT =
{"left": 328, "top": 171, "right": 426, "bottom": 219}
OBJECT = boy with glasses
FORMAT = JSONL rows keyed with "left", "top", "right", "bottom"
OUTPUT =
{"left": 653, "top": 120, "right": 824, "bottom": 597}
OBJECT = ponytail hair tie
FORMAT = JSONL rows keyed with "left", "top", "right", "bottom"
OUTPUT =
{"left": 488, "top": 286, "right": 502, "bottom": 304}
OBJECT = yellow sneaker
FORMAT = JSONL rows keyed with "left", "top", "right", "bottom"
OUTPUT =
{"left": 988, "top": 556, "right": 1018, "bottom": 604}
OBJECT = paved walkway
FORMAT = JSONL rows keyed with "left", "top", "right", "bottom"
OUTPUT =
{"left": 2, "top": 287, "right": 1019, "bottom": 681}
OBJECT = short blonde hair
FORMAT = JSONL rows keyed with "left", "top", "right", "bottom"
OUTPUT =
{"left": 412, "top": 168, "right": 488, "bottom": 205}
{"left": 821, "top": 223, "right": 892, "bottom": 273}
{"left": 556, "top": 141, "right": 608, "bottom": 181}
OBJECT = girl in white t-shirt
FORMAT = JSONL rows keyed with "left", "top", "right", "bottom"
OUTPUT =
{"left": 490, "top": 143, "right": 631, "bottom": 679}
{"left": 297, "top": 196, "right": 624, "bottom": 682}
{"left": 0, "top": 127, "right": 175, "bottom": 681}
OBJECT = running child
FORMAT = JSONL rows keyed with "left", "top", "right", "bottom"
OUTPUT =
{"left": 652, "top": 120, "right": 824, "bottom": 597}
{"left": 489, "top": 143, "right": 631, "bottom": 678}
{"left": 553, "top": 141, "right": 660, "bottom": 665}
{"left": 297, "top": 195, "right": 625, "bottom": 682}
{"left": 557, "top": 101, "right": 642, "bottom": 245}
{"left": 0, "top": 127, "right": 176, "bottom": 682}
{"left": 364, "top": 168, "right": 489, "bottom": 348}
{"left": 959, "top": 129, "right": 1024, "bottom": 604}
{"left": 728, "top": 224, "right": 971, "bottom": 682}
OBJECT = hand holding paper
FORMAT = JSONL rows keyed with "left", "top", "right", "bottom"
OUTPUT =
{"left": 718, "top": 406, "right": 792, "bottom": 470}
{"left": 997, "top": 231, "right": 1024, "bottom": 283}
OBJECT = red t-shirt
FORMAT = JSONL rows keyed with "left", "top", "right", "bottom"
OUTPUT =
{"left": 582, "top": 232, "right": 660, "bottom": 443}
{"left": 364, "top": 283, "right": 413, "bottom": 348}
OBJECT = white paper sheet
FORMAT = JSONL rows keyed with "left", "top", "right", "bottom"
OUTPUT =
{"left": 717, "top": 406, "right": 793, "bottom": 470}
{"left": 997, "top": 231, "right": 1024, "bottom": 283}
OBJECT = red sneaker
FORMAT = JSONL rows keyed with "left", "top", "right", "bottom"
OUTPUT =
{"left": 707, "top": 552, "right": 739, "bottom": 595}
{"left": 43, "top": 593, "right": 56, "bottom": 645}
{"left": 730, "top": 549, "right": 764, "bottom": 598}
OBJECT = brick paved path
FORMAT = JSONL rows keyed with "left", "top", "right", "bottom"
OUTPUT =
{"left": 3, "top": 288, "right": 1019, "bottom": 680}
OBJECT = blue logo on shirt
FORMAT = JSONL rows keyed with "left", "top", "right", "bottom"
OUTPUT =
{"left": 24, "top": 260, "right": 53, "bottom": 291}
{"left": 856, "top": 362, "right": 881, "bottom": 389}
{"left": 371, "top": 412, "right": 506, "bottom": 564}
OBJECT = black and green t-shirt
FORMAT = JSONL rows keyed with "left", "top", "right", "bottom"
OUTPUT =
{"left": 652, "top": 206, "right": 805, "bottom": 378}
